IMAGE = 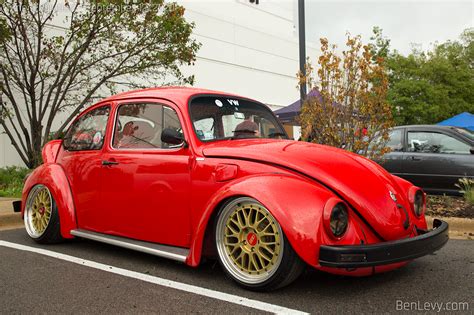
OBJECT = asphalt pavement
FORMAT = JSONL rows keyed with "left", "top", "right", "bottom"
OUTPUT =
{"left": 0, "top": 228, "right": 472, "bottom": 314}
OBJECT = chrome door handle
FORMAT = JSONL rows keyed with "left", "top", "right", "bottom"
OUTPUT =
{"left": 102, "top": 160, "right": 119, "bottom": 166}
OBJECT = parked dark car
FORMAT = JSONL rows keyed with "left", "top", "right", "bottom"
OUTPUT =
{"left": 378, "top": 125, "right": 474, "bottom": 195}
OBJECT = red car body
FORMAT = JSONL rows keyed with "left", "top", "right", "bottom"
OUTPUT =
{"left": 19, "top": 87, "right": 448, "bottom": 284}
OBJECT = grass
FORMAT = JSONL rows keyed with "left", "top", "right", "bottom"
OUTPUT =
{"left": 455, "top": 178, "right": 474, "bottom": 205}
{"left": 0, "top": 166, "right": 30, "bottom": 198}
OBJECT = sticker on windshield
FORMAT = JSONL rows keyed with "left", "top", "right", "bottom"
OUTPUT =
{"left": 215, "top": 99, "right": 223, "bottom": 107}
{"left": 227, "top": 99, "right": 239, "bottom": 106}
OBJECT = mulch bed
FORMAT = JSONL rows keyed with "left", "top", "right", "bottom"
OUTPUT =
{"left": 426, "top": 195, "right": 474, "bottom": 219}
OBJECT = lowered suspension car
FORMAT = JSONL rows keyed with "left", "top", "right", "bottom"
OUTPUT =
{"left": 15, "top": 87, "right": 449, "bottom": 291}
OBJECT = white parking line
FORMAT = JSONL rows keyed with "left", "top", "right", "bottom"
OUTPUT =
{"left": 0, "top": 240, "right": 308, "bottom": 315}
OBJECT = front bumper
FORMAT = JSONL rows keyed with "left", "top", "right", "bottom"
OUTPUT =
{"left": 319, "top": 219, "right": 449, "bottom": 268}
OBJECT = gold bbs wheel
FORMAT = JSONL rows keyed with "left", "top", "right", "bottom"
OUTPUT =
{"left": 216, "top": 197, "right": 284, "bottom": 285}
{"left": 25, "top": 185, "right": 53, "bottom": 239}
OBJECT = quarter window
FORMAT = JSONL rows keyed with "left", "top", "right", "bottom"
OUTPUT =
{"left": 407, "top": 132, "right": 470, "bottom": 154}
{"left": 386, "top": 129, "right": 403, "bottom": 152}
{"left": 63, "top": 106, "right": 110, "bottom": 151}
{"left": 113, "top": 103, "right": 183, "bottom": 149}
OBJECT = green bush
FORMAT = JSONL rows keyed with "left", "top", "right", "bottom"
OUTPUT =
{"left": 0, "top": 166, "right": 30, "bottom": 198}
{"left": 455, "top": 178, "right": 474, "bottom": 205}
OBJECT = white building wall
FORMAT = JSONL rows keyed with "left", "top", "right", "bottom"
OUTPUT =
{"left": 179, "top": 0, "right": 317, "bottom": 108}
{"left": 0, "top": 0, "right": 317, "bottom": 167}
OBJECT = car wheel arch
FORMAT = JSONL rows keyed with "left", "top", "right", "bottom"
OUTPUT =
{"left": 22, "top": 163, "right": 77, "bottom": 239}
{"left": 187, "top": 173, "right": 334, "bottom": 267}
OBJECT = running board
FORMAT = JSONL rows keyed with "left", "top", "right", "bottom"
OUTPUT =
{"left": 70, "top": 229, "right": 189, "bottom": 263}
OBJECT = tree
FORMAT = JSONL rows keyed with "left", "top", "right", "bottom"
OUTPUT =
{"left": 369, "top": 26, "right": 390, "bottom": 62}
{"left": 371, "top": 27, "right": 474, "bottom": 125}
{"left": 0, "top": 0, "right": 200, "bottom": 168}
{"left": 298, "top": 34, "right": 394, "bottom": 159}
{"left": 0, "top": 16, "right": 10, "bottom": 133}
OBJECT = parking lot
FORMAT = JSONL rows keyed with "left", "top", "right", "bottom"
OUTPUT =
{"left": 1, "top": 228, "right": 472, "bottom": 314}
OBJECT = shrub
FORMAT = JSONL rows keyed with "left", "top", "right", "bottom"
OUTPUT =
{"left": 0, "top": 166, "right": 29, "bottom": 198}
{"left": 298, "top": 34, "right": 394, "bottom": 159}
{"left": 455, "top": 178, "right": 474, "bottom": 205}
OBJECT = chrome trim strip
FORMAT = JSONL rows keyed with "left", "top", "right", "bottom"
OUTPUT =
{"left": 71, "top": 229, "right": 189, "bottom": 263}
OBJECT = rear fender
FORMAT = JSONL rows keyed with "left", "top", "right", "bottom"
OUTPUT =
{"left": 22, "top": 163, "right": 76, "bottom": 239}
{"left": 42, "top": 140, "right": 62, "bottom": 164}
{"left": 187, "top": 173, "right": 334, "bottom": 267}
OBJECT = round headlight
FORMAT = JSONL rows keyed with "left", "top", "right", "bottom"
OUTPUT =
{"left": 413, "top": 190, "right": 424, "bottom": 217}
{"left": 330, "top": 203, "right": 348, "bottom": 237}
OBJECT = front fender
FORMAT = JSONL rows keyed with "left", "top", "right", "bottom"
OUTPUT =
{"left": 22, "top": 163, "right": 76, "bottom": 239}
{"left": 187, "top": 173, "right": 334, "bottom": 267}
{"left": 391, "top": 174, "right": 428, "bottom": 230}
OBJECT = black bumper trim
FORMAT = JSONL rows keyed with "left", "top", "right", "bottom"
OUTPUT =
{"left": 319, "top": 219, "right": 449, "bottom": 268}
{"left": 12, "top": 201, "right": 21, "bottom": 213}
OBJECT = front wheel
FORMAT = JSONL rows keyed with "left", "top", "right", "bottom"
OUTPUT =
{"left": 24, "top": 184, "right": 63, "bottom": 244}
{"left": 215, "top": 197, "right": 305, "bottom": 291}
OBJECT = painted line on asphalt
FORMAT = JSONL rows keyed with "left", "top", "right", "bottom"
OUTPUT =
{"left": 0, "top": 240, "right": 308, "bottom": 315}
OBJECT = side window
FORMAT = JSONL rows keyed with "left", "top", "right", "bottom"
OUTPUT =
{"left": 113, "top": 103, "right": 183, "bottom": 149}
{"left": 386, "top": 129, "right": 403, "bottom": 152}
{"left": 408, "top": 132, "right": 470, "bottom": 154}
{"left": 63, "top": 106, "right": 110, "bottom": 151}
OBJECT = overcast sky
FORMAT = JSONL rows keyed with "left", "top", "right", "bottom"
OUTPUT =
{"left": 303, "top": 0, "right": 473, "bottom": 55}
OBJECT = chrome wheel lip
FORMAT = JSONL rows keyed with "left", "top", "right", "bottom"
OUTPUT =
{"left": 216, "top": 197, "right": 284, "bottom": 285}
{"left": 24, "top": 184, "right": 52, "bottom": 239}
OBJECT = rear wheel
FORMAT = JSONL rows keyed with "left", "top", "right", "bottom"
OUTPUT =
{"left": 215, "top": 197, "right": 305, "bottom": 291}
{"left": 24, "top": 184, "right": 63, "bottom": 244}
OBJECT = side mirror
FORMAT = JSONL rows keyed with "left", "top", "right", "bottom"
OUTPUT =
{"left": 161, "top": 128, "right": 186, "bottom": 146}
{"left": 470, "top": 147, "right": 474, "bottom": 154}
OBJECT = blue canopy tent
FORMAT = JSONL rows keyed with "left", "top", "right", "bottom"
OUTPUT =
{"left": 274, "top": 89, "right": 322, "bottom": 124}
{"left": 437, "top": 112, "right": 474, "bottom": 131}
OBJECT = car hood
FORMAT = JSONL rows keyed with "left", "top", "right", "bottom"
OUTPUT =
{"left": 202, "top": 139, "right": 413, "bottom": 241}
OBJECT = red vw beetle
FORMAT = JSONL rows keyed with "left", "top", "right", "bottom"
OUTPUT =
{"left": 15, "top": 87, "right": 449, "bottom": 291}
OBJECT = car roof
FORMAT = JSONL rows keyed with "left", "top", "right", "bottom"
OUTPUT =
{"left": 97, "top": 86, "right": 248, "bottom": 110}
{"left": 393, "top": 124, "right": 454, "bottom": 130}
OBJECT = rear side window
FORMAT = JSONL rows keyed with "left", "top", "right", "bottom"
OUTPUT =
{"left": 63, "top": 106, "right": 110, "bottom": 151}
{"left": 113, "top": 103, "right": 182, "bottom": 149}
{"left": 386, "top": 129, "right": 403, "bottom": 152}
{"left": 408, "top": 131, "right": 471, "bottom": 154}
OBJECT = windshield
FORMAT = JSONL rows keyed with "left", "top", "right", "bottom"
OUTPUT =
{"left": 189, "top": 96, "right": 288, "bottom": 141}
{"left": 452, "top": 127, "right": 474, "bottom": 141}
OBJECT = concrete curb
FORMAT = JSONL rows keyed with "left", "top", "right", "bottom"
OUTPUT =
{"left": 0, "top": 198, "right": 22, "bottom": 230}
{"left": 1, "top": 198, "right": 473, "bottom": 239}
{"left": 426, "top": 216, "right": 474, "bottom": 240}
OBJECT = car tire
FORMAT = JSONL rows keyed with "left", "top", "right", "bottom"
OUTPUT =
{"left": 24, "top": 184, "right": 63, "bottom": 244}
{"left": 215, "top": 197, "right": 305, "bottom": 291}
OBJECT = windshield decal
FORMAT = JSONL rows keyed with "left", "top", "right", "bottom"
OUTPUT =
{"left": 227, "top": 99, "right": 239, "bottom": 106}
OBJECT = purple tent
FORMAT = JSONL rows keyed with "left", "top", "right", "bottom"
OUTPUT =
{"left": 274, "top": 89, "right": 322, "bottom": 124}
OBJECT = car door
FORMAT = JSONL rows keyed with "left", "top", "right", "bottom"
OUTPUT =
{"left": 378, "top": 128, "right": 405, "bottom": 176}
{"left": 58, "top": 105, "right": 111, "bottom": 228}
{"left": 99, "top": 100, "right": 191, "bottom": 247}
{"left": 402, "top": 129, "right": 473, "bottom": 193}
